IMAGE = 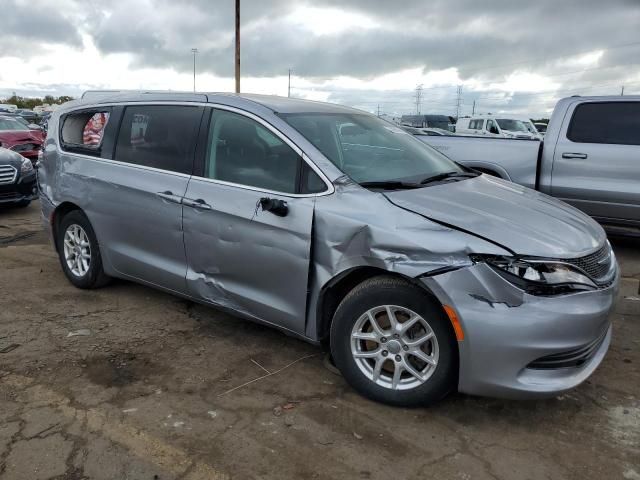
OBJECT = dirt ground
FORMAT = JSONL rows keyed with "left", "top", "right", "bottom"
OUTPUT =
{"left": 0, "top": 201, "right": 638, "bottom": 480}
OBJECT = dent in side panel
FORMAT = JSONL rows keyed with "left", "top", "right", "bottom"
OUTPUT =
{"left": 304, "top": 177, "right": 509, "bottom": 338}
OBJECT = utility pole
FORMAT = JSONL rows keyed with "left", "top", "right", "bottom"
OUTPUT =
{"left": 414, "top": 84, "right": 423, "bottom": 115}
{"left": 472, "top": 99, "right": 476, "bottom": 115}
{"left": 377, "top": 104, "right": 381, "bottom": 117}
{"left": 235, "top": 0, "right": 240, "bottom": 93}
{"left": 288, "top": 69, "right": 291, "bottom": 97}
{"left": 455, "top": 85, "right": 462, "bottom": 120}
{"left": 621, "top": 85, "right": 625, "bottom": 96}
{"left": 191, "top": 48, "right": 198, "bottom": 92}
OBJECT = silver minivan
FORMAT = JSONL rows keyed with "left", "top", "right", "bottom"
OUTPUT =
{"left": 39, "top": 92, "right": 619, "bottom": 406}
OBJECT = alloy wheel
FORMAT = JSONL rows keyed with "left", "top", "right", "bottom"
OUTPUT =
{"left": 63, "top": 224, "right": 91, "bottom": 277}
{"left": 350, "top": 305, "right": 439, "bottom": 390}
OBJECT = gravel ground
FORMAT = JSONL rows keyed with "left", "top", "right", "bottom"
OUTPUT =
{"left": 1, "top": 201, "right": 638, "bottom": 480}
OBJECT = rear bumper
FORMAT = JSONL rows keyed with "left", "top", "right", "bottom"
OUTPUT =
{"left": 422, "top": 262, "right": 618, "bottom": 399}
{"left": 0, "top": 171, "right": 37, "bottom": 205}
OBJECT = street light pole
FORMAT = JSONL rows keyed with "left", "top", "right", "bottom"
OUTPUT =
{"left": 288, "top": 69, "right": 291, "bottom": 97}
{"left": 235, "top": 0, "right": 240, "bottom": 93}
{"left": 191, "top": 48, "right": 198, "bottom": 92}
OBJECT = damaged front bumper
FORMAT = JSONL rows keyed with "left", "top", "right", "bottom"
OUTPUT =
{"left": 422, "top": 262, "right": 618, "bottom": 399}
{"left": 0, "top": 171, "right": 37, "bottom": 205}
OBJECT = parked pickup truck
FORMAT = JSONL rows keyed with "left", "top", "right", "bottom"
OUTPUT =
{"left": 416, "top": 96, "right": 640, "bottom": 234}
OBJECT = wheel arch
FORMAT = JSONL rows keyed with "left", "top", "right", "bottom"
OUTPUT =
{"left": 51, "top": 201, "right": 84, "bottom": 252}
{"left": 316, "top": 267, "right": 453, "bottom": 348}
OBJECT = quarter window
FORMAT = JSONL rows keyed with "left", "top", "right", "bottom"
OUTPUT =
{"left": 60, "top": 109, "right": 111, "bottom": 157}
{"left": 114, "top": 105, "right": 202, "bottom": 174}
{"left": 567, "top": 102, "right": 640, "bottom": 146}
{"left": 204, "top": 109, "right": 325, "bottom": 194}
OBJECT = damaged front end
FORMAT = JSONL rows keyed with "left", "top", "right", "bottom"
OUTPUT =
{"left": 307, "top": 176, "right": 618, "bottom": 399}
{"left": 421, "top": 258, "right": 617, "bottom": 398}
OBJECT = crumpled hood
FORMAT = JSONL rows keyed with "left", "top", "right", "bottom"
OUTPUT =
{"left": 0, "top": 130, "right": 43, "bottom": 146}
{"left": 385, "top": 175, "right": 606, "bottom": 258}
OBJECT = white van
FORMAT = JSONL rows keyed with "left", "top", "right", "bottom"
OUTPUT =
{"left": 456, "top": 115, "right": 538, "bottom": 139}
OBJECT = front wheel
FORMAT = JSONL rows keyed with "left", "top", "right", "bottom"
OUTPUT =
{"left": 330, "top": 276, "right": 458, "bottom": 407}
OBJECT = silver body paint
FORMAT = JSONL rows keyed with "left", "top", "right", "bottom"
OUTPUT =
{"left": 39, "top": 92, "right": 619, "bottom": 399}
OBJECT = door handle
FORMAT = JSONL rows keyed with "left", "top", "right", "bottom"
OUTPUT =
{"left": 157, "top": 191, "right": 183, "bottom": 204}
{"left": 183, "top": 198, "right": 212, "bottom": 210}
{"left": 562, "top": 152, "right": 588, "bottom": 159}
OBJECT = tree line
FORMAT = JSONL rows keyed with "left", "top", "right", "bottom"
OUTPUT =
{"left": 0, "top": 95, "right": 75, "bottom": 110}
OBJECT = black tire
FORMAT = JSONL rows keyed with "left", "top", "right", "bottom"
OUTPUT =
{"left": 57, "top": 210, "right": 110, "bottom": 289}
{"left": 16, "top": 200, "right": 31, "bottom": 208}
{"left": 330, "top": 276, "right": 458, "bottom": 407}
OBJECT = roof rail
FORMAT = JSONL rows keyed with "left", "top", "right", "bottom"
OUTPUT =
{"left": 80, "top": 89, "right": 190, "bottom": 100}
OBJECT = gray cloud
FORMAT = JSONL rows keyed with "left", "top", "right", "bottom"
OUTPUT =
{"left": 3, "top": 0, "right": 82, "bottom": 48}
{"left": 3, "top": 0, "right": 640, "bottom": 116}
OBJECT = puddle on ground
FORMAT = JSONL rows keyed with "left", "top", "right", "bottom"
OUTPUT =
{"left": 84, "top": 353, "right": 159, "bottom": 388}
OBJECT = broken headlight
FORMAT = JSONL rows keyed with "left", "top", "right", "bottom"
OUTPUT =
{"left": 472, "top": 255, "right": 597, "bottom": 295}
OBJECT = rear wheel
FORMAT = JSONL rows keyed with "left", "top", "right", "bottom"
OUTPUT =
{"left": 330, "top": 276, "right": 457, "bottom": 407}
{"left": 57, "top": 210, "right": 110, "bottom": 289}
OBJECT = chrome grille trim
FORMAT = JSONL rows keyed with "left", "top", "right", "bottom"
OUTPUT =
{"left": 553, "top": 244, "right": 613, "bottom": 283}
{"left": 0, "top": 165, "right": 17, "bottom": 185}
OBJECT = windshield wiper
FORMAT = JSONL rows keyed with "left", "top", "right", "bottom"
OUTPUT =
{"left": 419, "top": 171, "right": 479, "bottom": 185}
{"left": 359, "top": 180, "right": 422, "bottom": 190}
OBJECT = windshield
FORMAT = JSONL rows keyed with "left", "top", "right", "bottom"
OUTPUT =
{"left": 496, "top": 119, "right": 528, "bottom": 132}
{"left": 522, "top": 121, "right": 538, "bottom": 134}
{"left": 281, "top": 113, "right": 462, "bottom": 184}
{"left": 13, "top": 117, "right": 30, "bottom": 127}
{"left": 0, "top": 118, "right": 28, "bottom": 131}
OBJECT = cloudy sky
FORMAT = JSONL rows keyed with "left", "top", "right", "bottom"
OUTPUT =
{"left": 2, "top": 0, "right": 640, "bottom": 116}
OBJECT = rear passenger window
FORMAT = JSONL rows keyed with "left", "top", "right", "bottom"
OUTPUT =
{"left": 114, "top": 105, "right": 202, "bottom": 174}
{"left": 204, "top": 109, "right": 326, "bottom": 194}
{"left": 60, "top": 110, "right": 111, "bottom": 157}
{"left": 568, "top": 102, "right": 640, "bottom": 146}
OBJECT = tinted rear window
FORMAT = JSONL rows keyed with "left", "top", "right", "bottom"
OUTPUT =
{"left": 567, "top": 102, "right": 640, "bottom": 146}
{"left": 115, "top": 105, "right": 202, "bottom": 174}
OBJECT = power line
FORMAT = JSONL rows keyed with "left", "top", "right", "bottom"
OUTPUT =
{"left": 473, "top": 79, "right": 640, "bottom": 100}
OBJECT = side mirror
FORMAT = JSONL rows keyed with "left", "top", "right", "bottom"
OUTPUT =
{"left": 259, "top": 197, "right": 288, "bottom": 217}
{"left": 490, "top": 127, "right": 499, "bottom": 134}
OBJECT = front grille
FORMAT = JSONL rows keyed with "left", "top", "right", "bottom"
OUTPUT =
{"left": 558, "top": 244, "right": 612, "bottom": 282}
{"left": 0, "top": 191, "right": 19, "bottom": 200}
{"left": 0, "top": 165, "right": 17, "bottom": 185}
{"left": 527, "top": 326, "right": 609, "bottom": 370}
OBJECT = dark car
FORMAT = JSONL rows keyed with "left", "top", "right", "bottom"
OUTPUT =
{"left": 0, "top": 146, "right": 37, "bottom": 207}
{"left": 14, "top": 109, "right": 39, "bottom": 124}
{"left": 0, "top": 116, "right": 44, "bottom": 163}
